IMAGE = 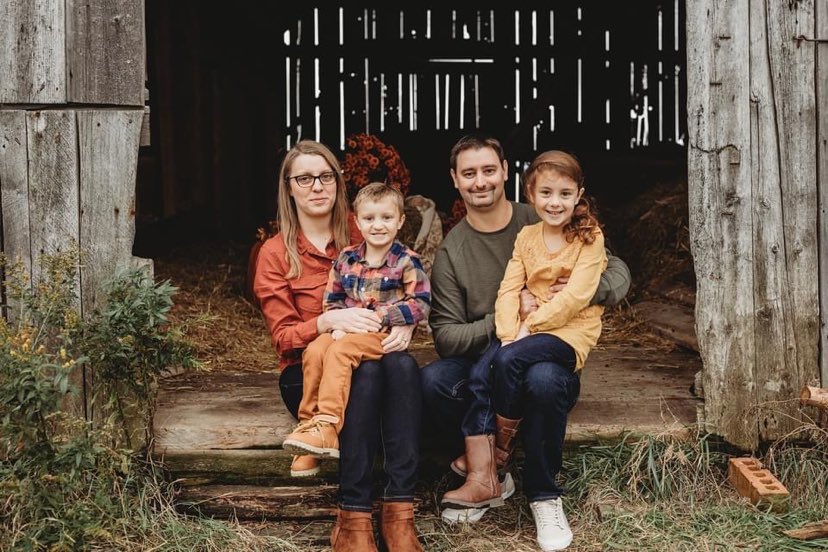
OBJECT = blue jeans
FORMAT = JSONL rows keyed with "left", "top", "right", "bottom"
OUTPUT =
{"left": 421, "top": 334, "right": 580, "bottom": 501}
{"left": 280, "top": 351, "right": 422, "bottom": 511}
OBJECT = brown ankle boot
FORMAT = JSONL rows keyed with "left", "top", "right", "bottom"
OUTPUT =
{"left": 494, "top": 415, "right": 522, "bottom": 472}
{"left": 441, "top": 435, "right": 503, "bottom": 509}
{"left": 380, "top": 502, "right": 423, "bottom": 552}
{"left": 331, "top": 508, "right": 377, "bottom": 552}
{"left": 450, "top": 415, "right": 522, "bottom": 477}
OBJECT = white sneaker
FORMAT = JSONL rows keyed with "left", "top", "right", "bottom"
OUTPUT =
{"left": 441, "top": 472, "right": 515, "bottom": 523}
{"left": 530, "top": 498, "right": 573, "bottom": 551}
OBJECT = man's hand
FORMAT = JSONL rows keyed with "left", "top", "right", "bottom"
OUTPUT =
{"left": 547, "top": 275, "right": 569, "bottom": 298}
{"left": 519, "top": 289, "right": 538, "bottom": 320}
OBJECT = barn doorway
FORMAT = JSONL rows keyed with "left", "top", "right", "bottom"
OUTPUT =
{"left": 138, "top": 2, "right": 701, "bottom": 445}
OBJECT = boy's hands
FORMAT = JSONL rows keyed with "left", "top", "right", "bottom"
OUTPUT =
{"left": 319, "top": 308, "right": 382, "bottom": 334}
{"left": 331, "top": 329, "right": 346, "bottom": 341}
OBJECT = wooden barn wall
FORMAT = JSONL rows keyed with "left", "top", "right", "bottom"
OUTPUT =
{"left": 819, "top": 0, "right": 828, "bottom": 388}
{"left": 687, "top": 0, "right": 820, "bottom": 449}
{"left": 140, "top": 1, "right": 686, "bottom": 245}
{"left": 0, "top": 0, "right": 147, "bottom": 422}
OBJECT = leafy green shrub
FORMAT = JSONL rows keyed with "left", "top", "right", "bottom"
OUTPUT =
{"left": 0, "top": 249, "right": 199, "bottom": 550}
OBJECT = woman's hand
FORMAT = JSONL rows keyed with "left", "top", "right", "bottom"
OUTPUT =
{"left": 318, "top": 308, "right": 382, "bottom": 334}
{"left": 382, "top": 324, "right": 416, "bottom": 353}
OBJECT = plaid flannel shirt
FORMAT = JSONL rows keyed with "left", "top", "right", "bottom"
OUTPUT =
{"left": 323, "top": 240, "right": 431, "bottom": 328}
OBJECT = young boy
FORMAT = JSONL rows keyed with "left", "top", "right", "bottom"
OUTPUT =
{"left": 282, "top": 182, "right": 431, "bottom": 462}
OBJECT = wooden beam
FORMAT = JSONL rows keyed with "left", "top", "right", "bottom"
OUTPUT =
{"left": 0, "top": 1, "right": 66, "bottom": 103}
{"left": 687, "top": 0, "right": 757, "bottom": 449}
{"left": 66, "top": 0, "right": 146, "bottom": 105}
{"left": 819, "top": 0, "right": 828, "bottom": 388}
{"left": 784, "top": 520, "right": 828, "bottom": 541}
{"left": 0, "top": 110, "right": 31, "bottom": 319}
{"left": 800, "top": 386, "right": 828, "bottom": 410}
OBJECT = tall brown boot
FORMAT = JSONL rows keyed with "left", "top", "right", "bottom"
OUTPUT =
{"left": 450, "top": 415, "right": 522, "bottom": 477}
{"left": 331, "top": 508, "right": 378, "bottom": 552}
{"left": 493, "top": 414, "right": 522, "bottom": 472}
{"left": 380, "top": 502, "right": 423, "bottom": 552}
{"left": 441, "top": 435, "right": 503, "bottom": 509}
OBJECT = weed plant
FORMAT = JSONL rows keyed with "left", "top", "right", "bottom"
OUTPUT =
{"left": 0, "top": 250, "right": 281, "bottom": 551}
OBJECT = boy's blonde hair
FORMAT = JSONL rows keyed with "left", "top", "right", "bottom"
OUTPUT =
{"left": 352, "top": 182, "right": 405, "bottom": 215}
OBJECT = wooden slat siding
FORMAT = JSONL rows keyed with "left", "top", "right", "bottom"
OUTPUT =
{"left": 750, "top": 1, "right": 818, "bottom": 440}
{"left": 687, "top": 0, "right": 756, "bottom": 449}
{"left": 26, "top": 110, "right": 84, "bottom": 418}
{"left": 0, "top": 1, "right": 65, "bottom": 104}
{"left": 153, "top": 1, "right": 176, "bottom": 217}
{"left": 66, "top": 0, "right": 145, "bottom": 106}
{"left": 820, "top": 0, "right": 828, "bottom": 386}
{"left": 77, "top": 110, "right": 142, "bottom": 315}
{"left": 0, "top": 111, "right": 31, "bottom": 321}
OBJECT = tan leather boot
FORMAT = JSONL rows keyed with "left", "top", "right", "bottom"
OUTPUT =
{"left": 380, "top": 502, "right": 423, "bottom": 552}
{"left": 493, "top": 414, "right": 522, "bottom": 471}
{"left": 331, "top": 508, "right": 377, "bottom": 552}
{"left": 450, "top": 415, "right": 522, "bottom": 477}
{"left": 441, "top": 435, "right": 503, "bottom": 509}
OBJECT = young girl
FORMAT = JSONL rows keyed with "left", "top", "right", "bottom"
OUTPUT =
{"left": 493, "top": 150, "right": 606, "bottom": 551}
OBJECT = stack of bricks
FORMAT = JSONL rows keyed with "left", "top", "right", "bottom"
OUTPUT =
{"left": 727, "top": 457, "right": 790, "bottom": 511}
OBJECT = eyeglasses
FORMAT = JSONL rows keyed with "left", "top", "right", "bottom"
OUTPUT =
{"left": 288, "top": 171, "right": 338, "bottom": 188}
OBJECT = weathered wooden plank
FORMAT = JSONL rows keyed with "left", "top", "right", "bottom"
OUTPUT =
{"left": 153, "top": 345, "right": 700, "bottom": 454}
{"left": 153, "top": 370, "right": 295, "bottom": 452}
{"left": 26, "top": 110, "right": 82, "bottom": 417}
{"left": 26, "top": 111, "right": 80, "bottom": 293}
{"left": 818, "top": 0, "right": 828, "bottom": 387}
{"left": 0, "top": 0, "right": 66, "bottom": 103}
{"left": 77, "top": 109, "right": 142, "bottom": 314}
{"left": 66, "top": 0, "right": 146, "bottom": 106}
{"left": 749, "top": 0, "right": 818, "bottom": 441}
{"left": 0, "top": 111, "right": 31, "bottom": 319}
{"left": 687, "top": 0, "right": 756, "bottom": 449}
{"left": 156, "top": 448, "right": 339, "bottom": 486}
{"left": 176, "top": 484, "right": 339, "bottom": 521}
{"left": 631, "top": 300, "right": 698, "bottom": 352}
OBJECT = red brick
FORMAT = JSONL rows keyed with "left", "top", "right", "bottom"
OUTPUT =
{"left": 727, "top": 457, "right": 790, "bottom": 510}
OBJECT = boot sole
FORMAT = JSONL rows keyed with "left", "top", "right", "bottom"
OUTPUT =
{"left": 290, "top": 466, "right": 321, "bottom": 477}
{"left": 440, "top": 495, "right": 505, "bottom": 510}
{"left": 282, "top": 439, "right": 340, "bottom": 459}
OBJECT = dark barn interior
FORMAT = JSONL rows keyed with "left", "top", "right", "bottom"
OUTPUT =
{"left": 135, "top": 2, "right": 688, "bottom": 266}
{"left": 141, "top": 2, "right": 702, "bottom": 452}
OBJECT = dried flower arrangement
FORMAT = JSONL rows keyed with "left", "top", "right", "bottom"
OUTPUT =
{"left": 342, "top": 133, "right": 411, "bottom": 201}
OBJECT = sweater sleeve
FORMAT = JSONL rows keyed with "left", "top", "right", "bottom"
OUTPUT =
{"left": 374, "top": 252, "right": 432, "bottom": 327}
{"left": 429, "top": 245, "right": 494, "bottom": 358}
{"left": 525, "top": 232, "right": 607, "bottom": 332}
{"left": 253, "top": 242, "right": 322, "bottom": 356}
{"left": 589, "top": 249, "right": 632, "bottom": 306}
{"left": 494, "top": 236, "right": 528, "bottom": 341}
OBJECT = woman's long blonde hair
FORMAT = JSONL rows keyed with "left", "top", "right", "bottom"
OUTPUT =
{"left": 276, "top": 140, "right": 351, "bottom": 278}
{"left": 522, "top": 150, "right": 602, "bottom": 245}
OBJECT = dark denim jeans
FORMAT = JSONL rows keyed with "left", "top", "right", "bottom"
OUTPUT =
{"left": 421, "top": 334, "right": 580, "bottom": 501}
{"left": 280, "top": 351, "right": 421, "bottom": 511}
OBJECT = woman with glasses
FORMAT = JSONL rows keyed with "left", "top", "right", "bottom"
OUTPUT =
{"left": 253, "top": 140, "right": 423, "bottom": 552}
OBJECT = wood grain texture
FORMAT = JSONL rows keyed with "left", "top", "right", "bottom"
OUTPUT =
{"left": 66, "top": 0, "right": 146, "bottom": 105}
{"left": 77, "top": 109, "right": 142, "bottom": 315}
{"left": 687, "top": 0, "right": 756, "bottom": 449}
{"left": 818, "top": 0, "right": 828, "bottom": 387}
{"left": 749, "top": 0, "right": 818, "bottom": 441}
{"left": 0, "top": 111, "right": 31, "bottom": 315}
{"left": 0, "top": 0, "right": 66, "bottom": 103}
{"left": 26, "top": 110, "right": 83, "bottom": 418}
